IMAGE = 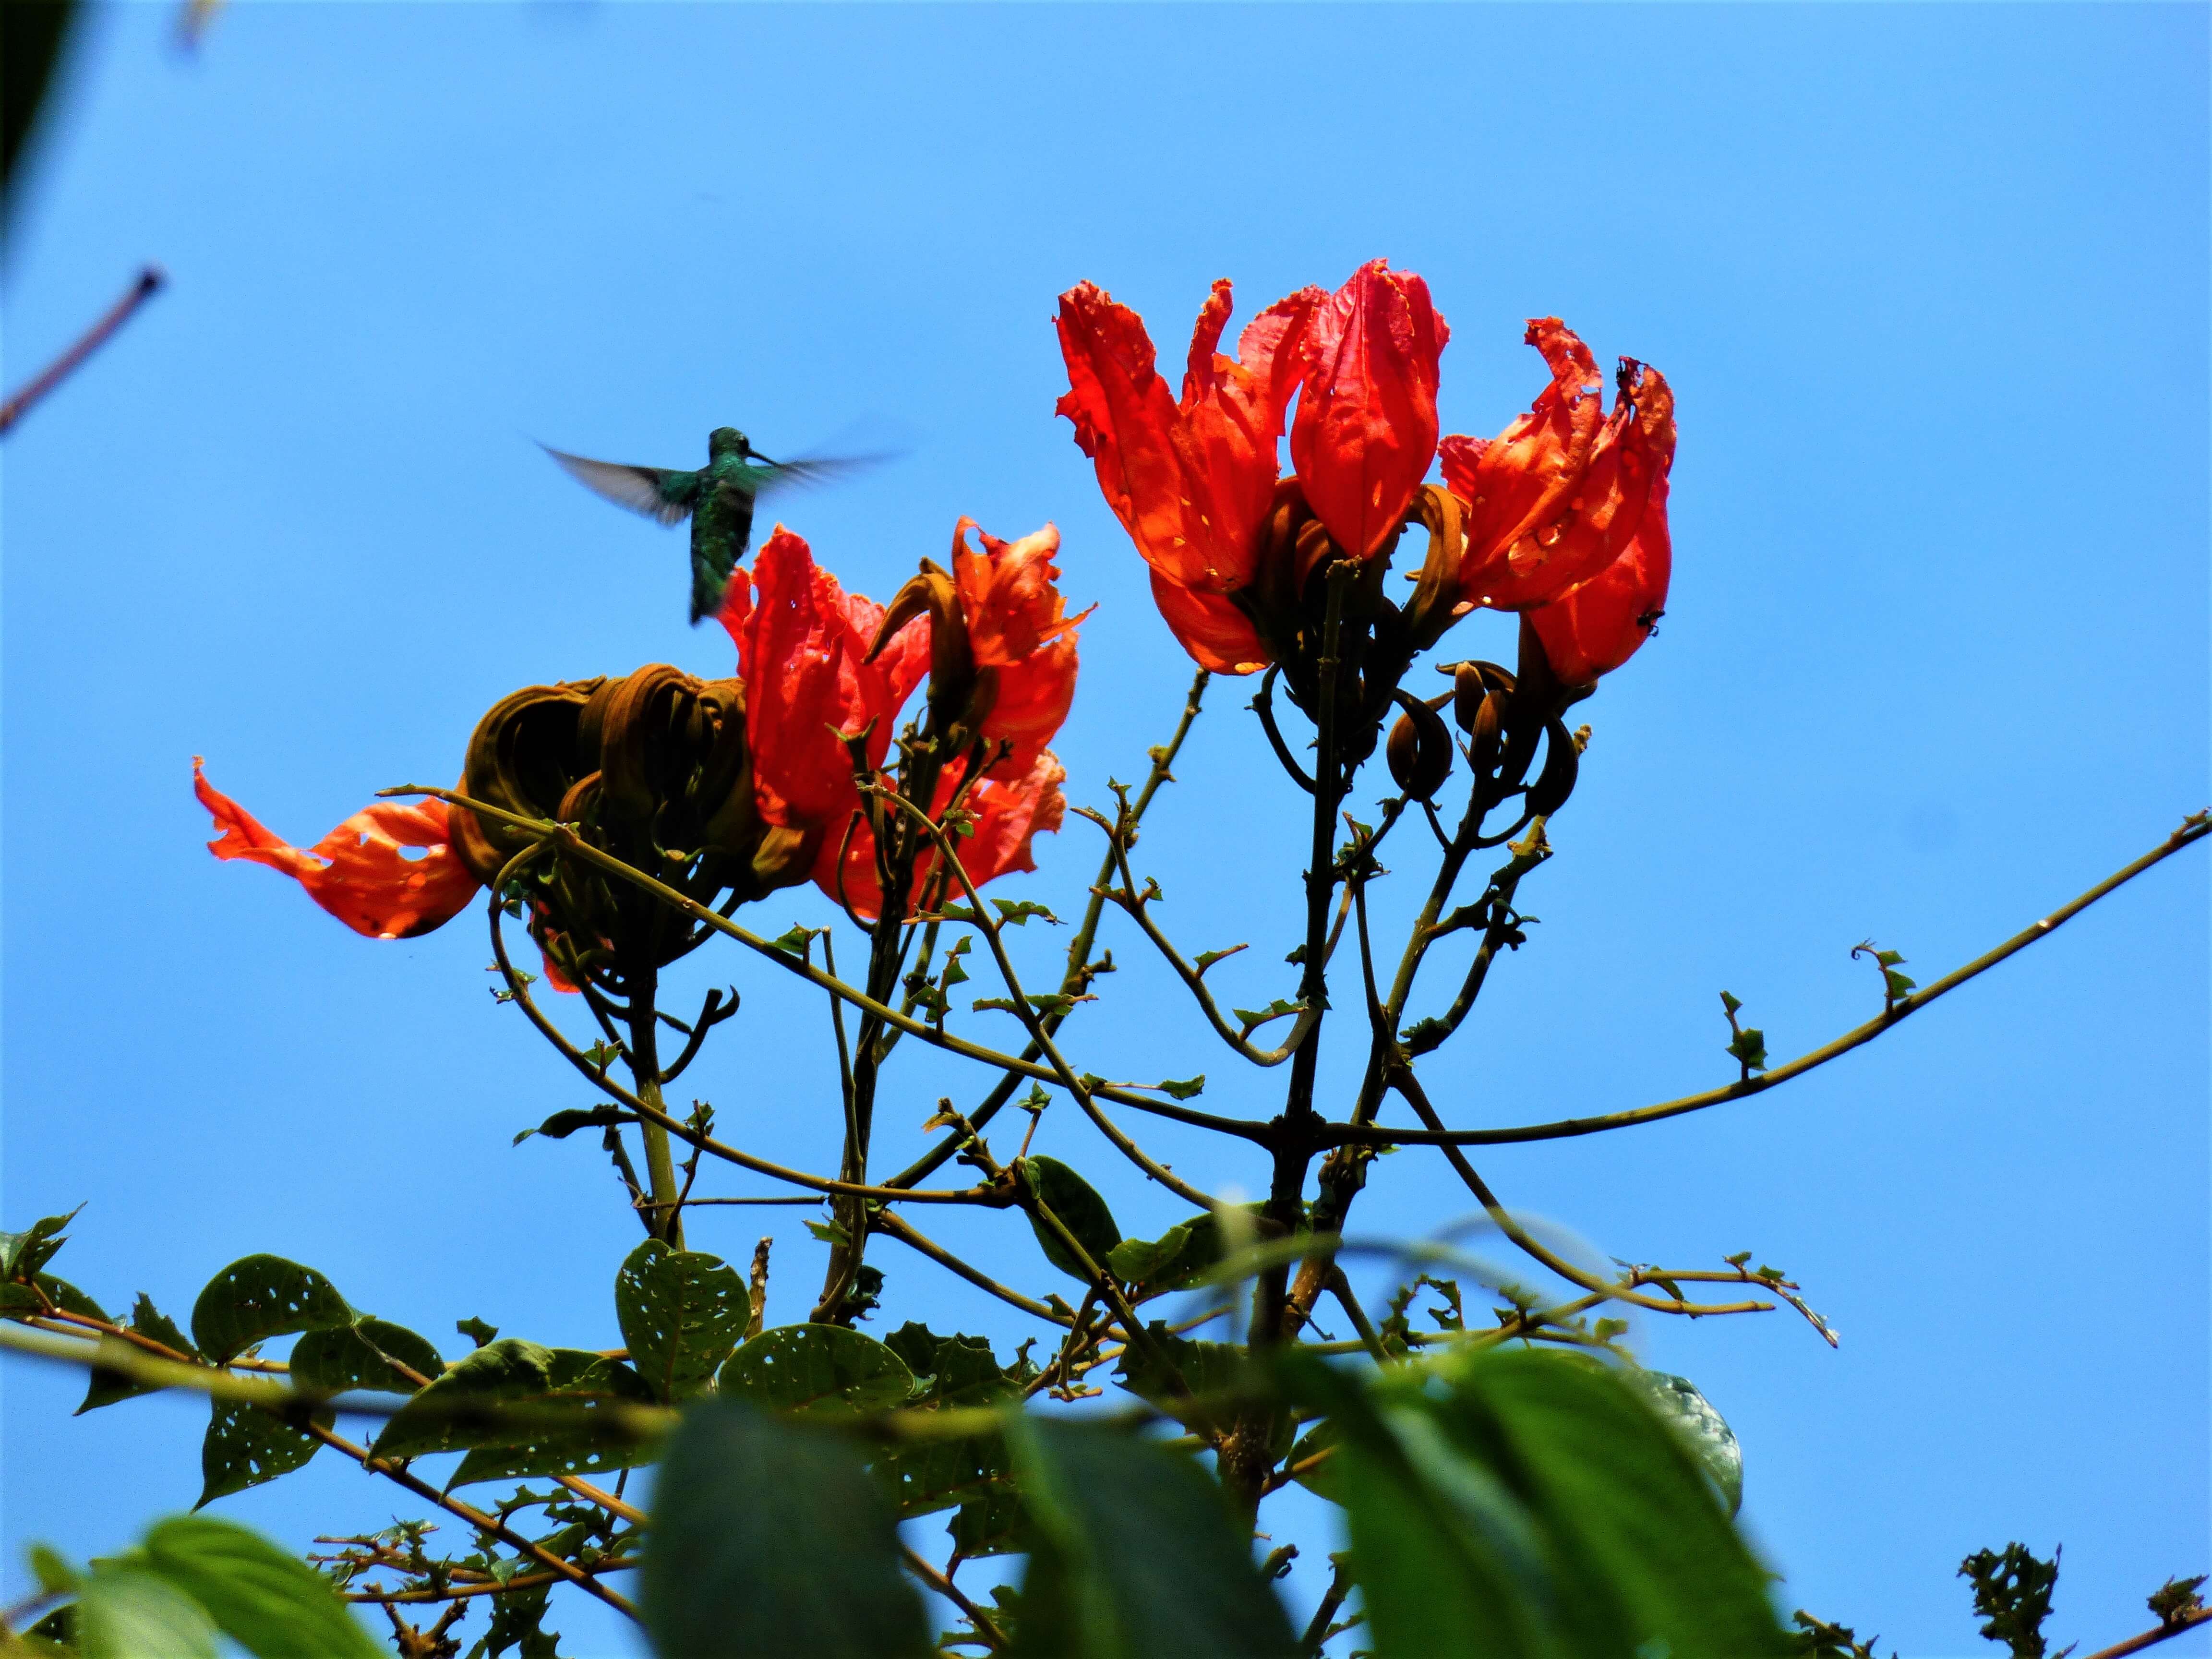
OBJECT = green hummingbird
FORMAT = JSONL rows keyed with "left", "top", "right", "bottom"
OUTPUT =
{"left": 542, "top": 426, "right": 883, "bottom": 624}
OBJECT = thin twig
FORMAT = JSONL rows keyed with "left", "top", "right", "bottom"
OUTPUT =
{"left": 0, "top": 267, "right": 164, "bottom": 435}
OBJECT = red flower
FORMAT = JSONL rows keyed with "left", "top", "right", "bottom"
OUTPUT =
{"left": 951, "top": 517, "right": 1088, "bottom": 774}
{"left": 1289, "top": 260, "right": 1449, "bottom": 565}
{"left": 718, "top": 526, "right": 928, "bottom": 832}
{"left": 1524, "top": 431, "right": 1674, "bottom": 686}
{"left": 817, "top": 750, "right": 1069, "bottom": 923}
{"left": 1441, "top": 324, "right": 1675, "bottom": 614}
{"left": 1144, "top": 570, "right": 1271, "bottom": 676}
{"left": 1056, "top": 277, "right": 1321, "bottom": 673}
{"left": 193, "top": 759, "right": 480, "bottom": 940}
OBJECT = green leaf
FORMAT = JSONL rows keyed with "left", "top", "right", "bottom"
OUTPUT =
{"left": 1400, "top": 1015, "right": 1454, "bottom": 1055}
{"left": 77, "top": 1565, "right": 219, "bottom": 1659}
{"left": 642, "top": 1399, "right": 931, "bottom": 1659}
{"left": 1115, "top": 1325, "right": 1283, "bottom": 1449}
{"left": 991, "top": 900, "right": 1062, "bottom": 926}
{"left": 1104, "top": 1207, "right": 1263, "bottom": 1298}
{"left": 1719, "top": 990, "right": 1743, "bottom": 1016}
{"left": 141, "top": 1514, "right": 383, "bottom": 1659}
{"left": 1022, "top": 1157, "right": 1121, "bottom": 1283}
{"left": 1625, "top": 1369, "right": 1744, "bottom": 1516}
{"left": 449, "top": 1356, "right": 658, "bottom": 1488}
{"left": 372, "top": 1339, "right": 621, "bottom": 1461}
{"left": 719, "top": 1324, "right": 914, "bottom": 1418}
{"left": 873, "top": 1326, "right": 1023, "bottom": 1534}
{"left": 1155, "top": 1076, "right": 1206, "bottom": 1101}
{"left": 80, "top": 1294, "right": 196, "bottom": 1415}
{"left": 198, "top": 1396, "right": 329, "bottom": 1507}
{"left": 1232, "top": 998, "right": 1302, "bottom": 1031}
{"left": 456, "top": 1315, "right": 499, "bottom": 1348}
{"left": 768, "top": 925, "right": 821, "bottom": 956}
{"left": 614, "top": 1239, "right": 751, "bottom": 1403}
{"left": 516, "top": 1105, "right": 630, "bottom": 1145}
{"left": 289, "top": 1318, "right": 444, "bottom": 1395}
{"left": 1, "top": 1207, "right": 84, "bottom": 1282}
{"left": 190, "top": 1256, "right": 351, "bottom": 1364}
{"left": 1727, "top": 1026, "right": 1769, "bottom": 1072}
{"left": 1007, "top": 1417, "right": 1299, "bottom": 1659}
{"left": 1193, "top": 944, "right": 1247, "bottom": 974}
{"left": 1286, "top": 1416, "right": 1344, "bottom": 1503}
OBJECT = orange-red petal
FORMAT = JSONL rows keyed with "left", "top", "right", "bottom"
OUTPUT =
{"left": 813, "top": 750, "right": 1068, "bottom": 923}
{"left": 1523, "top": 459, "right": 1673, "bottom": 686}
{"left": 1147, "top": 570, "right": 1271, "bottom": 675}
{"left": 1289, "top": 261, "right": 1449, "bottom": 563}
{"left": 193, "top": 759, "right": 480, "bottom": 940}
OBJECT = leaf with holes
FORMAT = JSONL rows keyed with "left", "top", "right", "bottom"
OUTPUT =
{"left": 371, "top": 1338, "right": 619, "bottom": 1461}
{"left": 614, "top": 1239, "right": 751, "bottom": 1403}
{"left": 79, "top": 1293, "right": 195, "bottom": 1414}
{"left": 289, "top": 1318, "right": 444, "bottom": 1395}
{"left": 450, "top": 1356, "right": 659, "bottom": 1488}
{"left": 643, "top": 1399, "right": 932, "bottom": 1659}
{"left": 190, "top": 1257, "right": 351, "bottom": 1365}
{"left": 141, "top": 1514, "right": 384, "bottom": 1659}
{"left": 198, "top": 1397, "right": 329, "bottom": 1507}
{"left": 1022, "top": 1157, "right": 1121, "bottom": 1282}
{"left": 1626, "top": 1369, "right": 1744, "bottom": 1516}
{"left": 719, "top": 1324, "right": 914, "bottom": 1418}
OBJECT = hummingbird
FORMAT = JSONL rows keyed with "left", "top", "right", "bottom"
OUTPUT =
{"left": 541, "top": 426, "right": 884, "bottom": 624}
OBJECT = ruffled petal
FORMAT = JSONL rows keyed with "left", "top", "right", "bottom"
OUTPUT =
{"left": 1147, "top": 570, "right": 1271, "bottom": 675}
{"left": 1289, "top": 260, "right": 1449, "bottom": 562}
{"left": 194, "top": 759, "right": 480, "bottom": 941}
{"left": 1444, "top": 318, "right": 1622, "bottom": 609}
{"left": 812, "top": 751, "right": 1068, "bottom": 924}
{"left": 728, "top": 528, "right": 921, "bottom": 831}
{"left": 1524, "top": 457, "right": 1673, "bottom": 686}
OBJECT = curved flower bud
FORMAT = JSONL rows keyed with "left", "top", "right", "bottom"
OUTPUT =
{"left": 817, "top": 750, "right": 1069, "bottom": 924}
{"left": 1443, "top": 325, "right": 1674, "bottom": 613}
{"left": 193, "top": 759, "right": 480, "bottom": 940}
{"left": 1289, "top": 260, "right": 1449, "bottom": 564}
{"left": 1523, "top": 457, "right": 1673, "bottom": 687}
{"left": 718, "top": 527, "right": 926, "bottom": 832}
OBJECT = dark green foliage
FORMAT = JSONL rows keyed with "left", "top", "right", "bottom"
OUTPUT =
{"left": 372, "top": 1339, "right": 643, "bottom": 1475}
{"left": 198, "top": 1398, "right": 329, "bottom": 1507}
{"left": 1281, "top": 1347, "right": 1786, "bottom": 1659}
{"left": 643, "top": 1399, "right": 932, "bottom": 1659}
{"left": 1624, "top": 1368, "right": 1744, "bottom": 1516}
{"left": 141, "top": 1515, "right": 385, "bottom": 1659}
{"left": 79, "top": 1293, "right": 196, "bottom": 1414}
{"left": 1117, "top": 1324, "right": 1286, "bottom": 1451}
{"left": 471, "top": 1579, "right": 564, "bottom": 1659}
{"left": 1959, "top": 1543, "right": 2062, "bottom": 1658}
{"left": 874, "top": 1325, "right": 1027, "bottom": 1552}
{"left": 613, "top": 1238, "right": 751, "bottom": 1402}
{"left": 289, "top": 1318, "right": 444, "bottom": 1395}
{"left": 457, "top": 1315, "right": 500, "bottom": 1347}
{"left": 721, "top": 1323, "right": 915, "bottom": 1417}
{"left": 1788, "top": 1610, "right": 1889, "bottom": 1658}
{"left": 0, "top": 1207, "right": 82, "bottom": 1283}
{"left": 1020, "top": 1157, "right": 1121, "bottom": 1282}
{"left": 1106, "top": 1207, "right": 1262, "bottom": 1298}
{"left": 190, "top": 1256, "right": 351, "bottom": 1364}
{"left": 449, "top": 1356, "right": 655, "bottom": 1487}
{"left": 1008, "top": 1418, "right": 1298, "bottom": 1659}
{"left": 2150, "top": 1574, "right": 2207, "bottom": 1628}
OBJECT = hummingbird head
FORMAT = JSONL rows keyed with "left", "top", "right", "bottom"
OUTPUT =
{"left": 708, "top": 427, "right": 752, "bottom": 459}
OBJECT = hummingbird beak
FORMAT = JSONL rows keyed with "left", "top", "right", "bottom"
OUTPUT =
{"left": 745, "top": 447, "right": 780, "bottom": 467}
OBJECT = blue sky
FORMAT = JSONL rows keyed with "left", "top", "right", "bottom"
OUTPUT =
{"left": 3, "top": 5, "right": 2205, "bottom": 1655}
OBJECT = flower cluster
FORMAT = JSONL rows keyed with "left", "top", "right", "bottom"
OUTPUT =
{"left": 1055, "top": 259, "right": 1674, "bottom": 688}
{"left": 198, "top": 522, "right": 1082, "bottom": 959}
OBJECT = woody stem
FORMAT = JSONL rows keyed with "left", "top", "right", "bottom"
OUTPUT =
{"left": 624, "top": 963, "right": 684, "bottom": 1249}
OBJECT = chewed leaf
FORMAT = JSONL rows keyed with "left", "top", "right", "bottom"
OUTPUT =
{"left": 1193, "top": 944, "right": 1248, "bottom": 975}
{"left": 990, "top": 900, "right": 1062, "bottom": 926}
{"left": 190, "top": 1256, "right": 351, "bottom": 1364}
{"left": 1154, "top": 1076, "right": 1206, "bottom": 1101}
{"left": 719, "top": 1325, "right": 914, "bottom": 1418}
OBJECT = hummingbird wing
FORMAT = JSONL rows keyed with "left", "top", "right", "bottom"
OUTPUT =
{"left": 747, "top": 450, "right": 900, "bottom": 497}
{"left": 541, "top": 444, "right": 698, "bottom": 525}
